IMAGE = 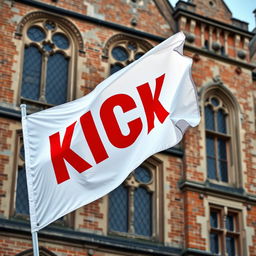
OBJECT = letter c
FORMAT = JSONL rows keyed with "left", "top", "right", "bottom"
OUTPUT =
{"left": 100, "top": 94, "right": 143, "bottom": 148}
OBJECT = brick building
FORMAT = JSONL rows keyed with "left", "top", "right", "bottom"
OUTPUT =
{"left": 0, "top": 0, "right": 256, "bottom": 255}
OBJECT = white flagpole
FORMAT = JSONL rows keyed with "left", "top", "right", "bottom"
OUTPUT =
{"left": 20, "top": 104, "right": 40, "bottom": 256}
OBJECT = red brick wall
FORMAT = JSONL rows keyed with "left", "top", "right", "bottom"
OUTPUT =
{"left": 192, "top": 0, "right": 232, "bottom": 25}
{"left": 166, "top": 156, "right": 184, "bottom": 247}
{"left": 33, "top": 0, "right": 173, "bottom": 38}
{"left": 247, "top": 205, "right": 256, "bottom": 255}
{"left": 0, "top": 0, "right": 255, "bottom": 255}
{"left": 0, "top": 1, "right": 19, "bottom": 104}
{"left": 184, "top": 191, "right": 206, "bottom": 250}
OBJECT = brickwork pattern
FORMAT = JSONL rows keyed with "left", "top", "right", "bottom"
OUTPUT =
{"left": 0, "top": 0, "right": 255, "bottom": 255}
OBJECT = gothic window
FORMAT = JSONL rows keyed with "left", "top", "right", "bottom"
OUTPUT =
{"left": 108, "top": 38, "right": 150, "bottom": 75}
{"left": 12, "top": 133, "right": 72, "bottom": 226}
{"left": 209, "top": 205, "right": 242, "bottom": 256}
{"left": 108, "top": 161, "right": 162, "bottom": 240}
{"left": 14, "top": 137, "right": 29, "bottom": 217}
{"left": 105, "top": 37, "right": 161, "bottom": 240}
{"left": 203, "top": 83, "right": 241, "bottom": 186}
{"left": 205, "top": 96, "right": 229, "bottom": 182}
{"left": 20, "top": 19, "right": 74, "bottom": 109}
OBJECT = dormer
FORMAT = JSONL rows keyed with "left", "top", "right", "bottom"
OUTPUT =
{"left": 186, "top": 0, "right": 232, "bottom": 24}
{"left": 173, "top": 0, "right": 254, "bottom": 66}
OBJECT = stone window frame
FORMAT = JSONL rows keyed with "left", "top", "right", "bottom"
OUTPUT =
{"left": 204, "top": 94, "right": 231, "bottom": 182}
{"left": 10, "top": 130, "right": 74, "bottom": 228}
{"left": 200, "top": 78, "right": 242, "bottom": 187}
{"left": 16, "top": 11, "right": 84, "bottom": 111}
{"left": 203, "top": 196, "right": 251, "bottom": 256}
{"left": 208, "top": 204, "right": 243, "bottom": 255}
{"left": 107, "top": 157, "right": 164, "bottom": 241}
{"left": 10, "top": 130, "right": 27, "bottom": 219}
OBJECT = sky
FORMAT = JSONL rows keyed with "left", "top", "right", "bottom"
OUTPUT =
{"left": 169, "top": 0, "right": 255, "bottom": 32}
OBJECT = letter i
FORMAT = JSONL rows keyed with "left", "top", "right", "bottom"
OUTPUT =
{"left": 80, "top": 111, "right": 109, "bottom": 163}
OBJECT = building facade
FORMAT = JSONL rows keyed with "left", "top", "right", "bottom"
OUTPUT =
{"left": 0, "top": 0, "right": 256, "bottom": 255}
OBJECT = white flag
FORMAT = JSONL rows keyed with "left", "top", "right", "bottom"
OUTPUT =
{"left": 22, "top": 32, "right": 200, "bottom": 232}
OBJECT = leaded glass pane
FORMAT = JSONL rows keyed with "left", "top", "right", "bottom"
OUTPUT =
{"left": 110, "top": 64, "right": 123, "bottom": 75}
{"left": 109, "top": 184, "right": 128, "bottom": 233}
{"left": 134, "top": 166, "right": 151, "bottom": 183}
{"left": 46, "top": 53, "right": 68, "bottom": 105}
{"left": 211, "top": 97, "right": 219, "bottom": 107}
{"left": 226, "top": 214, "right": 234, "bottom": 231}
{"left": 210, "top": 211, "right": 218, "bottom": 228}
{"left": 27, "top": 26, "right": 46, "bottom": 42}
{"left": 206, "top": 136, "right": 215, "bottom": 157}
{"left": 207, "top": 157, "right": 216, "bottom": 179}
{"left": 134, "top": 187, "right": 152, "bottom": 236}
{"left": 45, "top": 20, "right": 55, "bottom": 30}
{"left": 20, "top": 145, "right": 25, "bottom": 161}
{"left": 15, "top": 166, "right": 29, "bottom": 215}
{"left": 112, "top": 46, "right": 128, "bottom": 61}
{"left": 21, "top": 46, "right": 42, "bottom": 100}
{"left": 226, "top": 236, "right": 236, "bottom": 256}
{"left": 43, "top": 43, "right": 53, "bottom": 52}
{"left": 218, "top": 138, "right": 228, "bottom": 182}
{"left": 135, "top": 52, "right": 144, "bottom": 60}
{"left": 128, "top": 42, "right": 137, "bottom": 51}
{"left": 52, "top": 33, "right": 69, "bottom": 49}
{"left": 219, "top": 160, "right": 228, "bottom": 182}
{"left": 210, "top": 233, "right": 219, "bottom": 254}
{"left": 205, "top": 105, "right": 215, "bottom": 130}
{"left": 218, "top": 139, "right": 227, "bottom": 160}
{"left": 217, "top": 109, "right": 227, "bottom": 134}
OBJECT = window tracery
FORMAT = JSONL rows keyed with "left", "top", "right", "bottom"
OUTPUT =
{"left": 205, "top": 95, "right": 230, "bottom": 182}
{"left": 202, "top": 81, "right": 241, "bottom": 187}
{"left": 20, "top": 19, "right": 72, "bottom": 109}
{"left": 109, "top": 39, "right": 149, "bottom": 75}
{"left": 108, "top": 165, "right": 155, "bottom": 237}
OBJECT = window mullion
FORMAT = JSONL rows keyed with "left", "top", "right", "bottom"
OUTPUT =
{"left": 214, "top": 137, "right": 220, "bottom": 181}
{"left": 128, "top": 186, "right": 135, "bottom": 234}
{"left": 223, "top": 207, "right": 228, "bottom": 255}
{"left": 39, "top": 52, "right": 48, "bottom": 102}
{"left": 214, "top": 107, "right": 219, "bottom": 132}
{"left": 213, "top": 110, "right": 220, "bottom": 181}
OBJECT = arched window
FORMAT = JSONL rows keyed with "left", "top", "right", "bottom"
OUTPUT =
{"left": 104, "top": 35, "right": 159, "bottom": 239}
{"left": 202, "top": 81, "right": 241, "bottom": 186}
{"left": 205, "top": 96, "right": 229, "bottom": 182}
{"left": 12, "top": 13, "right": 82, "bottom": 226}
{"left": 108, "top": 158, "right": 163, "bottom": 240}
{"left": 12, "top": 133, "right": 73, "bottom": 227}
{"left": 102, "top": 34, "right": 152, "bottom": 75}
{"left": 17, "top": 12, "right": 84, "bottom": 110}
{"left": 21, "top": 21, "right": 70, "bottom": 107}
{"left": 109, "top": 166, "right": 153, "bottom": 237}
{"left": 109, "top": 41, "right": 146, "bottom": 74}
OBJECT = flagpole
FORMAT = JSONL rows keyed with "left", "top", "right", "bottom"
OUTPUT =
{"left": 20, "top": 104, "right": 40, "bottom": 256}
{"left": 32, "top": 231, "right": 39, "bottom": 256}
